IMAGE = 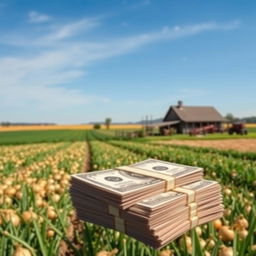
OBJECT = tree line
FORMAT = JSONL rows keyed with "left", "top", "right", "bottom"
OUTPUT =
{"left": 225, "top": 114, "right": 256, "bottom": 123}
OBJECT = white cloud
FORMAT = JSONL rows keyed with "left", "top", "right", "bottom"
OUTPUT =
{"left": 0, "top": 18, "right": 240, "bottom": 120}
{"left": 3, "top": 17, "right": 101, "bottom": 47}
{"left": 1, "top": 83, "right": 109, "bottom": 109}
{"left": 174, "top": 26, "right": 180, "bottom": 31}
{"left": 28, "top": 11, "right": 51, "bottom": 23}
{"left": 46, "top": 18, "right": 100, "bottom": 41}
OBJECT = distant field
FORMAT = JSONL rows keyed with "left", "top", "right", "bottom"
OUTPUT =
{"left": 0, "top": 127, "right": 256, "bottom": 255}
{"left": 0, "top": 130, "right": 88, "bottom": 145}
{"left": 0, "top": 125, "right": 255, "bottom": 145}
{"left": 0, "top": 123, "right": 254, "bottom": 132}
{"left": 245, "top": 123, "right": 256, "bottom": 127}
{"left": 247, "top": 127, "right": 256, "bottom": 133}
{"left": 137, "top": 132, "right": 256, "bottom": 142}
{"left": 154, "top": 139, "right": 256, "bottom": 152}
{"left": 0, "top": 124, "right": 142, "bottom": 132}
{"left": 0, "top": 128, "right": 141, "bottom": 145}
{"left": 224, "top": 123, "right": 256, "bottom": 128}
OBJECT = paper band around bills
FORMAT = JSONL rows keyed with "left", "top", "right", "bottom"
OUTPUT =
{"left": 173, "top": 187, "right": 198, "bottom": 228}
{"left": 107, "top": 172, "right": 198, "bottom": 230}
{"left": 189, "top": 202, "right": 197, "bottom": 218}
{"left": 108, "top": 205, "right": 120, "bottom": 217}
{"left": 114, "top": 217, "right": 125, "bottom": 233}
{"left": 190, "top": 216, "right": 198, "bottom": 228}
{"left": 174, "top": 187, "right": 195, "bottom": 203}
{"left": 116, "top": 166, "right": 175, "bottom": 191}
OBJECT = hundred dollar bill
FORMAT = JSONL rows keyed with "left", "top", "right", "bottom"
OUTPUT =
{"left": 182, "top": 179, "right": 218, "bottom": 191}
{"left": 71, "top": 173, "right": 223, "bottom": 248}
{"left": 71, "top": 169, "right": 163, "bottom": 195}
{"left": 137, "top": 191, "right": 184, "bottom": 209}
{"left": 71, "top": 159, "right": 204, "bottom": 209}
{"left": 132, "top": 159, "right": 203, "bottom": 178}
{"left": 72, "top": 159, "right": 203, "bottom": 195}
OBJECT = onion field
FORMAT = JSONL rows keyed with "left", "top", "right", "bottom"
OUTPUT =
{"left": 0, "top": 131, "right": 255, "bottom": 256}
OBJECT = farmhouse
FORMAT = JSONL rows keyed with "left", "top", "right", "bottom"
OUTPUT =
{"left": 159, "top": 101, "right": 226, "bottom": 134}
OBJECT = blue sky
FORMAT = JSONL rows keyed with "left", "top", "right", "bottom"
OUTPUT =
{"left": 1, "top": 0, "right": 255, "bottom": 124}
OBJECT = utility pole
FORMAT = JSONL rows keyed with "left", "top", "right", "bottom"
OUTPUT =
{"left": 141, "top": 116, "right": 144, "bottom": 135}
{"left": 145, "top": 115, "right": 148, "bottom": 135}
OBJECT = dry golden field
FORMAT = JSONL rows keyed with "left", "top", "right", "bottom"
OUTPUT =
{"left": 155, "top": 139, "right": 256, "bottom": 152}
{"left": 0, "top": 124, "right": 142, "bottom": 132}
{"left": 223, "top": 123, "right": 256, "bottom": 128}
{"left": 245, "top": 123, "right": 256, "bottom": 127}
{"left": 1, "top": 123, "right": 255, "bottom": 132}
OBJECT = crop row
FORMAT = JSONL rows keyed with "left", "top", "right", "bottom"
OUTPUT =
{"left": 0, "top": 138, "right": 255, "bottom": 256}
{"left": 0, "top": 130, "right": 89, "bottom": 145}
{"left": 0, "top": 142, "right": 88, "bottom": 256}
{"left": 0, "top": 143, "right": 68, "bottom": 176}
{"left": 89, "top": 141, "right": 145, "bottom": 171}
{"left": 86, "top": 141, "right": 256, "bottom": 256}
{"left": 109, "top": 141, "right": 256, "bottom": 190}
{"left": 153, "top": 143, "right": 256, "bottom": 161}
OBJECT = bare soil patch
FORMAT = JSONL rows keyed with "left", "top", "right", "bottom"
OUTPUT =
{"left": 155, "top": 139, "right": 256, "bottom": 152}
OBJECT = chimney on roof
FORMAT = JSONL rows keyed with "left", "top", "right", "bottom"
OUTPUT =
{"left": 177, "top": 100, "right": 183, "bottom": 108}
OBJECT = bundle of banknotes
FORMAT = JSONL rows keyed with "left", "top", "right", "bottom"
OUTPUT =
{"left": 70, "top": 159, "right": 223, "bottom": 248}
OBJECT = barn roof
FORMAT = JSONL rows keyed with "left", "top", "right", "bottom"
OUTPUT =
{"left": 163, "top": 106, "right": 226, "bottom": 122}
{"left": 147, "top": 120, "right": 180, "bottom": 128}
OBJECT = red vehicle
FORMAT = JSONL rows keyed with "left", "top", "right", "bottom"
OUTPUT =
{"left": 228, "top": 123, "right": 248, "bottom": 135}
{"left": 189, "top": 125, "right": 217, "bottom": 136}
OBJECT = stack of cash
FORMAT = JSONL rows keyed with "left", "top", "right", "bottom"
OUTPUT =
{"left": 70, "top": 159, "right": 223, "bottom": 248}
{"left": 71, "top": 159, "right": 203, "bottom": 209}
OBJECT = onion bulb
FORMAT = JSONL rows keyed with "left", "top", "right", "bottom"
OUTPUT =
{"left": 196, "top": 227, "right": 202, "bottom": 236}
{"left": 219, "top": 226, "right": 234, "bottom": 242}
{"left": 218, "top": 246, "right": 233, "bottom": 256}
{"left": 5, "top": 212, "right": 20, "bottom": 227}
{"left": 205, "top": 251, "right": 211, "bottom": 256}
{"left": 235, "top": 216, "right": 248, "bottom": 230}
{"left": 47, "top": 229, "right": 55, "bottom": 238}
{"left": 159, "top": 249, "right": 173, "bottom": 256}
{"left": 22, "top": 210, "right": 37, "bottom": 223}
{"left": 223, "top": 188, "right": 232, "bottom": 196}
{"left": 207, "top": 238, "right": 215, "bottom": 249}
{"left": 13, "top": 246, "right": 32, "bottom": 256}
{"left": 47, "top": 209, "right": 57, "bottom": 220}
{"left": 213, "top": 219, "right": 222, "bottom": 230}
{"left": 238, "top": 229, "right": 248, "bottom": 239}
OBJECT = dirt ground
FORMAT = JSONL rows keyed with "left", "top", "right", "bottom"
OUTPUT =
{"left": 155, "top": 139, "right": 256, "bottom": 152}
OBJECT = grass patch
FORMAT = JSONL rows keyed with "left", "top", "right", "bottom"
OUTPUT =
{"left": 134, "top": 132, "right": 256, "bottom": 142}
{"left": 0, "top": 130, "right": 88, "bottom": 145}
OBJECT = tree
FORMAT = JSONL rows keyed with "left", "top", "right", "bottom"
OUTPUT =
{"left": 93, "top": 123, "right": 101, "bottom": 129}
{"left": 225, "top": 113, "right": 239, "bottom": 122}
{"left": 241, "top": 116, "right": 256, "bottom": 123}
{"left": 1, "top": 122, "right": 10, "bottom": 127}
{"left": 225, "top": 113, "right": 235, "bottom": 122}
{"left": 105, "top": 118, "right": 112, "bottom": 130}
